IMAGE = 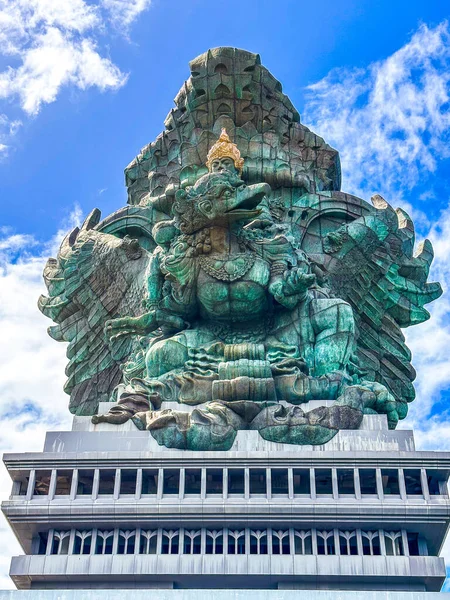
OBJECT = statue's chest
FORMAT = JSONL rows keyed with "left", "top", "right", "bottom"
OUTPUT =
{"left": 198, "top": 253, "right": 253, "bottom": 282}
{"left": 197, "top": 253, "right": 270, "bottom": 285}
{"left": 196, "top": 254, "right": 271, "bottom": 319}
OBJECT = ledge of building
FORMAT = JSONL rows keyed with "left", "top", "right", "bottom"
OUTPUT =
{"left": 0, "top": 589, "right": 450, "bottom": 599}
{"left": 8, "top": 554, "right": 446, "bottom": 592}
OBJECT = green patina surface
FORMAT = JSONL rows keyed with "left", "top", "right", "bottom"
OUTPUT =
{"left": 39, "top": 47, "right": 442, "bottom": 450}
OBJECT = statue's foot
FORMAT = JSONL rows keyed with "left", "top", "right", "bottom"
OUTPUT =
{"left": 92, "top": 409, "right": 131, "bottom": 425}
{"left": 356, "top": 380, "right": 400, "bottom": 429}
{"left": 136, "top": 402, "right": 244, "bottom": 451}
{"left": 250, "top": 399, "right": 364, "bottom": 446}
{"left": 91, "top": 392, "right": 154, "bottom": 426}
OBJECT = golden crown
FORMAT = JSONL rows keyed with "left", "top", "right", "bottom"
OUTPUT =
{"left": 206, "top": 128, "right": 245, "bottom": 175}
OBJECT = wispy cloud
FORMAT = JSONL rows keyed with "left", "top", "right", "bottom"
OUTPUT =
{"left": 304, "top": 19, "right": 450, "bottom": 572}
{"left": 0, "top": 0, "right": 151, "bottom": 155}
{"left": 101, "top": 0, "right": 151, "bottom": 30}
{"left": 0, "top": 208, "right": 81, "bottom": 589}
{"left": 304, "top": 21, "right": 450, "bottom": 212}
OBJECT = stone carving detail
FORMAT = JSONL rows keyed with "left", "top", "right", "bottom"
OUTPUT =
{"left": 39, "top": 47, "right": 442, "bottom": 450}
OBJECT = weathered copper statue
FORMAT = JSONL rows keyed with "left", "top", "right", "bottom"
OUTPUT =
{"left": 39, "top": 48, "right": 442, "bottom": 450}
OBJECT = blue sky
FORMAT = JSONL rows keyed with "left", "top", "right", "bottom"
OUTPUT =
{"left": 1, "top": 0, "right": 450, "bottom": 590}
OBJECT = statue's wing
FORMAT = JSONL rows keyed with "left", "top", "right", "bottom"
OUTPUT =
{"left": 38, "top": 209, "right": 150, "bottom": 416}
{"left": 305, "top": 195, "right": 442, "bottom": 418}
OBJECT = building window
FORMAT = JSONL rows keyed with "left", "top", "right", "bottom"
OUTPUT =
{"left": 183, "top": 530, "right": 201, "bottom": 554}
{"left": 141, "top": 469, "right": 158, "bottom": 495}
{"left": 317, "top": 530, "right": 335, "bottom": 555}
{"left": 163, "top": 470, "right": 180, "bottom": 495}
{"left": 293, "top": 469, "right": 310, "bottom": 495}
{"left": 337, "top": 469, "right": 355, "bottom": 495}
{"left": 339, "top": 530, "right": 358, "bottom": 555}
{"left": 33, "top": 470, "right": 51, "bottom": 496}
{"left": 385, "top": 531, "right": 404, "bottom": 556}
{"left": 54, "top": 470, "right": 72, "bottom": 496}
{"left": 205, "top": 530, "right": 223, "bottom": 554}
{"left": 119, "top": 470, "right": 137, "bottom": 495}
{"left": 294, "top": 530, "right": 312, "bottom": 555}
{"left": 404, "top": 469, "right": 422, "bottom": 496}
{"left": 359, "top": 469, "right": 377, "bottom": 495}
{"left": 184, "top": 469, "right": 202, "bottom": 495}
{"left": 118, "top": 530, "right": 136, "bottom": 554}
{"left": 161, "top": 530, "right": 179, "bottom": 554}
{"left": 139, "top": 530, "right": 157, "bottom": 554}
{"left": 77, "top": 470, "right": 94, "bottom": 496}
{"left": 315, "top": 469, "right": 332, "bottom": 495}
{"left": 271, "top": 469, "right": 288, "bottom": 495}
{"left": 362, "top": 531, "right": 381, "bottom": 556}
{"left": 14, "top": 473, "right": 29, "bottom": 496}
{"left": 206, "top": 469, "right": 223, "bottom": 495}
{"left": 37, "top": 532, "right": 48, "bottom": 555}
{"left": 98, "top": 470, "right": 115, "bottom": 495}
{"left": 272, "top": 530, "right": 290, "bottom": 555}
{"left": 381, "top": 469, "right": 400, "bottom": 495}
{"left": 250, "top": 530, "right": 268, "bottom": 554}
{"left": 228, "top": 530, "right": 245, "bottom": 554}
{"left": 51, "top": 531, "right": 70, "bottom": 555}
{"left": 228, "top": 469, "right": 245, "bottom": 495}
{"left": 427, "top": 470, "right": 447, "bottom": 496}
{"left": 407, "top": 532, "right": 421, "bottom": 556}
{"left": 249, "top": 469, "right": 266, "bottom": 495}
{"left": 73, "top": 531, "right": 92, "bottom": 555}
{"left": 95, "top": 531, "right": 114, "bottom": 555}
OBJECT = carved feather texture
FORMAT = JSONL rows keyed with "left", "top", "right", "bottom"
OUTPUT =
{"left": 307, "top": 195, "right": 442, "bottom": 414}
{"left": 38, "top": 210, "right": 150, "bottom": 415}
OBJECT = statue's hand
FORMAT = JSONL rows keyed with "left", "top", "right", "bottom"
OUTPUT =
{"left": 282, "top": 269, "right": 316, "bottom": 296}
{"left": 104, "top": 316, "right": 144, "bottom": 342}
{"left": 105, "top": 309, "right": 187, "bottom": 343}
{"left": 270, "top": 268, "right": 316, "bottom": 307}
{"left": 105, "top": 312, "right": 158, "bottom": 342}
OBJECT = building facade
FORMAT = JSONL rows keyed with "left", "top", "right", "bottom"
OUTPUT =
{"left": 2, "top": 404, "right": 450, "bottom": 595}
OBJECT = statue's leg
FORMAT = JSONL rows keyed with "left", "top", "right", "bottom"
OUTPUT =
{"left": 146, "top": 329, "right": 216, "bottom": 378}
{"left": 309, "top": 298, "right": 355, "bottom": 377}
{"left": 93, "top": 330, "right": 216, "bottom": 426}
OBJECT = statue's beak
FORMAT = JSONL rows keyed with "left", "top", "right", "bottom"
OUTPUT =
{"left": 225, "top": 182, "right": 270, "bottom": 219}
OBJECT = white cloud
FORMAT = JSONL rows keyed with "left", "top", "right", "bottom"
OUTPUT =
{"left": 0, "top": 114, "right": 21, "bottom": 156}
{"left": 303, "top": 20, "right": 450, "bottom": 441}
{"left": 0, "top": 0, "right": 151, "bottom": 149}
{"left": 304, "top": 19, "right": 450, "bottom": 574}
{"left": 402, "top": 204, "right": 450, "bottom": 442}
{"left": 304, "top": 21, "right": 450, "bottom": 209}
{"left": 101, "top": 0, "right": 152, "bottom": 29}
{"left": 0, "top": 210, "right": 80, "bottom": 589}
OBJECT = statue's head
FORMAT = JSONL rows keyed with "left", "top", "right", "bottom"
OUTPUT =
{"left": 206, "top": 128, "right": 245, "bottom": 177}
{"left": 173, "top": 172, "right": 270, "bottom": 234}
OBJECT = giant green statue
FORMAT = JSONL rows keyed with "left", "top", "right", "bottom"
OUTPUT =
{"left": 39, "top": 48, "right": 442, "bottom": 450}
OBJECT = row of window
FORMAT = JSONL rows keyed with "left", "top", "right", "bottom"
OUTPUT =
{"left": 38, "top": 527, "right": 426, "bottom": 558}
{"left": 14, "top": 466, "right": 447, "bottom": 500}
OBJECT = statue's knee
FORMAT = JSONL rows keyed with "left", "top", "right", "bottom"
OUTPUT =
{"left": 312, "top": 298, "right": 354, "bottom": 336}
{"left": 336, "top": 300, "right": 355, "bottom": 333}
{"left": 146, "top": 337, "right": 188, "bottom": 378}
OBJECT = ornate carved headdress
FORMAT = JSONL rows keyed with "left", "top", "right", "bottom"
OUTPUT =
{"left": 206, "top": 128, "right": 245, "bottom": 175}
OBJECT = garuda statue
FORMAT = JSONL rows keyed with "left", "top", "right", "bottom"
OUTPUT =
{"left": 39, "top": 48, "right": 442, "bottom": 450}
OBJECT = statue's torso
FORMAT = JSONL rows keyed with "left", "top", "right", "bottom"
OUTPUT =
{"left": 196, "top": 253, "right": 271, "bottom": 323}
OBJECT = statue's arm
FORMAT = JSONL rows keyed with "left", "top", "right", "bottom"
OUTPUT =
{"left": 269, "top": 258, "right": 315, "bottom": 309}
{"left": 105, "top": 249, "right": 186, "bottom": 339}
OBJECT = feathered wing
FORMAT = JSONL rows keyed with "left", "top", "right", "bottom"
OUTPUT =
{"left": 302, "top": 195, "right": 442, "bottom": 420}
{"left": 38, "top": 209, "right": 150, "bottom": 416}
